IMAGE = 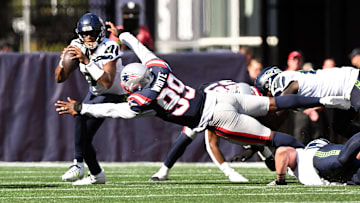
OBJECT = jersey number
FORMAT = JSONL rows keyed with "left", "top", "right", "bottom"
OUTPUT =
{"left": 157, "top": 74, "right": 195, "bottom": 116}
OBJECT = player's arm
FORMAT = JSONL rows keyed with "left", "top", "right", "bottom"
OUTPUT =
{"left": 55, "top": 46, "right": 74, "bottom": 83}
{"left": 54, "top": 97, "right": 152, "bottom": 119}
{"left": 280, "top": 81, "right": 299, "bottom": 95}
{"left": 268, "top": 94, "right": 350, "bottom": 111}
{"left": 119, "top": 32, "right": 157, "bottom": 64}
{"left": 273, "top": 146, "right": 297, "bottom": 185}
{"left": 69, "top": 45, "right": 118, "bottom": 89}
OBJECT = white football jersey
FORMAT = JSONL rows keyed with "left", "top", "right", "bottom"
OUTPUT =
{"left": 70, "top": 38, "right": 126, "bottom": 96}
{"left": 271, "top": 67, "right": 359, "bottom": 98}
{"left": 293, "top": 148, "right": 325, "bottom": 185}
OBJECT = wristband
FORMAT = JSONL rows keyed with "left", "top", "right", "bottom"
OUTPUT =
{"left": 59, "top": 58, "right": 64, "bottom": 68}
{"left": 74, "top": 102, "right": 82, "bottom": 113}
{"left": 85, "top": 62, "right": 104, "bottom": 81}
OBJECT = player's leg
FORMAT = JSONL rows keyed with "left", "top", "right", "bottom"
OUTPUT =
{"left": 149, "top": 127, "right": 197, "bottom": 182}
{"left": 205, "top": 129, "right": 248, "bottom": 182}
{"left": 338, "top": 133, "right": 360, "bottom": 167}
{"left": 72, "top": 116, "right": 106, "bottom": 185}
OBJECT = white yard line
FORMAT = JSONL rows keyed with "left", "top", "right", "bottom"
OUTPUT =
{"left": 0, "top": 162, "right": 266, "bottom": 168}
{"left": 0, "top": 192, "right": 359, "bottom": 200}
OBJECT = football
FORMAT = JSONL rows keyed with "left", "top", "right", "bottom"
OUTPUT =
{"left": 62, "top": 50, "right": 79, "bottom": 73}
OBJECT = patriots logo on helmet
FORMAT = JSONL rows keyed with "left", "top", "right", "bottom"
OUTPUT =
{"left": 122, "top": 74, "right": 139, "bottom": 82}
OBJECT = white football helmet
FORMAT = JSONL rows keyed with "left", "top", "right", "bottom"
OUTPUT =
{"left": 121, "top": 63, "right": 154, "bottom": 93}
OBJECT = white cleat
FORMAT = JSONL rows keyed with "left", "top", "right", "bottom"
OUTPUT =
{"left": 149, "top": 173, "right": 169, "bottom": 182}
{"left": 61, "top": 160, "right": 85, "bottom": 182}
{"left": 227, "top": 169, "right": 249, "bottom": 182}
{"left": 72, "top": 169, "right": 106, "bottom": 186}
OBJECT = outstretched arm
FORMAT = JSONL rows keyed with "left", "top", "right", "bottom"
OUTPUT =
{"left": 54, "top": 97, "right": 149, "bottom": 119}
{"left": 119, "top": 32, "right": 157, "bottom": 64}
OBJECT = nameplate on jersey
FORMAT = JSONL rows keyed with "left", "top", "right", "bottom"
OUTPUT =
{"left": 151, "top": 72, "right": 168, "bottom": 92}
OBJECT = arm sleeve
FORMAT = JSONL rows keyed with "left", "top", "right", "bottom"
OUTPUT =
{"left": 80, "top": 102, "right": 140, "bottom": 119}
{"left": 119, "top": 32, "right": 157, "bottom": 64}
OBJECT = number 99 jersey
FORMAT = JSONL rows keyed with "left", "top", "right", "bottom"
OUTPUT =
{"left": 126, "top": 59, "right": 206, "bottom": 128}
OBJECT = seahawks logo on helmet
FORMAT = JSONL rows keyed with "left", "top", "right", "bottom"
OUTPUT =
{"left": 254, "top": 66, "right": 282, "bottom": 95}
{"left": 305, "top": 138, "right": 330, "bottom": 150}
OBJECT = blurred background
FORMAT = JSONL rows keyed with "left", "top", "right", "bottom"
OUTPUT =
{"left": 2, "top": 0, "right": 360, "bottom": 68}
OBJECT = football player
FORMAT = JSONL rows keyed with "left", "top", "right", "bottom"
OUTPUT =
{"left": 55, "top": 13, "right": 126, "bottom": 185}
{"left": 55, "top": 32, "right": 349, "bottom": 182}
{"left": 149, "top": 81, "right": 274, "bottom": 182}
{"left": 269, "top": 133, "right": 360, "bottom": 185}
{"left": 254, "top": 66, "right": 360, "bottom": 139}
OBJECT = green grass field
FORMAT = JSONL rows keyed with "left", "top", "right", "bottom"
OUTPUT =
{"left": 0, "top": 162, "right": 359, "bottom": 202}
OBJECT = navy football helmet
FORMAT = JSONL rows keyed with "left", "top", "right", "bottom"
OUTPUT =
{"left": 254, "top": 66, "right": 282, "bottom": 95}
{"left": 305, "top": 138, "right": 330, "bottom": 150}
{"left": 75, "top": 13, "right": 105, "bottom": 49}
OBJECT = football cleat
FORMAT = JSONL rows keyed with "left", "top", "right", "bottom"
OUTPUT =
{"left": 149, "top": 174, "right": 169, "bottom": 182}
{"left": 227, "top": 169, "right": 249, "bottom": 182}
{"left": 61, "top": 159, "right": 85, "bottom": 182}
{"left": 72, "top": 169, "right": 106, "bottom": 186}
{"left": 267, "top": 179, "right": 287, "bottom": 186}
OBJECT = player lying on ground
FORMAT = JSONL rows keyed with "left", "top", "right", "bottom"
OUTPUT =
{"left": 150, "top": 81, "right": 275, "bottom": 182}
{"left": 55, "top": 13, "right": 126, "bottom": 185}
{"left": 55, "top": 32, "right": 349, "bottom": 182}
{"left": 269, "top": 132, "right": 360, "bottom": 185}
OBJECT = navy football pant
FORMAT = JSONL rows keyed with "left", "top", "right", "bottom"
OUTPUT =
{"left": 313, "top": 132, "right": 360, "bottom": 183}
{"left": 75, "top": 92, "right": 125, "bottom": 175}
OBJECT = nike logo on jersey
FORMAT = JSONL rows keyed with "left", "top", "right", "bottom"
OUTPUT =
{"left": 152, "top": 72, "right": 168, "bottom": 92}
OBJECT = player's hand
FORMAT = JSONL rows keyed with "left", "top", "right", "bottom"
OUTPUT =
{"left": 60, "top": 45, "right": 72, "bottom": 59}
{"left": 66, "top": 46, "right": 89, "bottom": 65}
{"left": 106, "top": 21, "right": 118, "bottom": 37}
{"left": 55, "top": 97, "right": 79, "bottom": 116}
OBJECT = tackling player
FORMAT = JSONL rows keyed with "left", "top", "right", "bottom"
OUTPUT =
{"left": 55, "top": 13, "right": 126, "bottom": 185}
{"left": 269, "top": 133, "right": 360, "bottom": 185}
{"left": 55, "top": 32, "right": 349, "bottom": 182}
{"left": 149, "top": 81, "right": 274, "bottom": 182}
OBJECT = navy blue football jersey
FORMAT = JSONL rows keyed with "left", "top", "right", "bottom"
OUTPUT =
{"left": 126, "top": 58, "right": 205, "bottom": 128}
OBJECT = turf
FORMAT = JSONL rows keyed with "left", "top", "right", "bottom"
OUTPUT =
{"left": 0, "top": 162, "right": 359, "bottom": 202}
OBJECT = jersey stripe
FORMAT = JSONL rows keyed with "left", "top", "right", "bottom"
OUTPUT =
{"left": 251, "top": 86, "right": 262, "bottom": 96}
{"left": 214, "top": 126, "right": 269, "bottom": 145}
{"left": 128, "top": 93, "right": 152, "bottom": 106}
{"left": 145, "top": 59, "right": 169, "bottom": 69}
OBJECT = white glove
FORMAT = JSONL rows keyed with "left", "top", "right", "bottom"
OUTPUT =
{"left": 319, "top": 96, "right": 351, "bottom": 110}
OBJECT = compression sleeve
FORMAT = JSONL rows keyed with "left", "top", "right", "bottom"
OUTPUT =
{"left": 275, "top": 94, "right": 321, "bottom": 110}
{"left": 119, "top": 32, "right": 157, "bottom": 64}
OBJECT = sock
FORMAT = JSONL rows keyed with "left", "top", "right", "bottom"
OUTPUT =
{"left": 164, "top": 133, "right": 193, "bottom": 168}
{"left": 272, "top": 131, "right": 305, "bottom": 149}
